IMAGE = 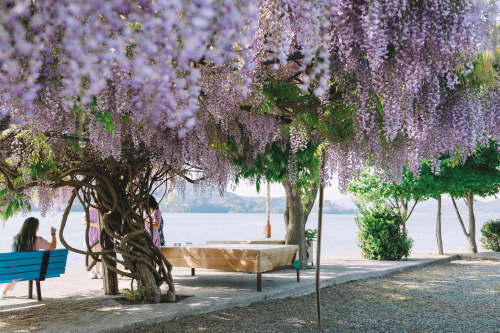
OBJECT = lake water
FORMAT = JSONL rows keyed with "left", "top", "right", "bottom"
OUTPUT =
{"left": 1, "top": 212, "right": 496, "bottom": 267}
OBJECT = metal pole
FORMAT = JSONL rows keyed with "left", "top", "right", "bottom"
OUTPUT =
{"left": 316, "top": 183, "right": 324, "bottom": 329}
{"left": 267, "top": 181, "right": 271, "bottom": 224}
{"left": 265, "top": 181, "right": 271, "bottom": 238}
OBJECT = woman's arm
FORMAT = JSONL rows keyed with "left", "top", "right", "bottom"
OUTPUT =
{"left": 145, "top": 209, "right": 161, "bottom": 229}
{"left": 48, "top": 227, "right": 57, "bottom": 250}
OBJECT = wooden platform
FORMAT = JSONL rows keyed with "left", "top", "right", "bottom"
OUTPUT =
{"left": 161, "top": 244, "right": 300, "bottom": 291}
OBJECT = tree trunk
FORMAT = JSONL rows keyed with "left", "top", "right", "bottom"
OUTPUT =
{"left": 398, "top": 190, "right": 408, "bottom": 220}
{"left": 466, "top": 191, "right": 478, "bottom": 253}
{"left": 450, "top": 195, "right": 477, "bottom": 253}
{"left": 397, "top": 190, "right": 408, "bottom": 233}
{"left": 282, "top": 181, "right": 318, "bottom": 269}
{"left": 102, "top": 254, "right": 119, "bottom": 295}
{"left": 436, "top": 195, "right": 443, "bottom": 255}
{"left": 98, "top": 211, "right": 119, "bottom": 295}
{"left": 137, "top": 262, "right": 162, "bottom": 303}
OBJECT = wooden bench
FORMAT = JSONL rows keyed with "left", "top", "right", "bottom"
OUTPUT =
{"left": 0, "top": 249, "right": 69, "bottom": 301}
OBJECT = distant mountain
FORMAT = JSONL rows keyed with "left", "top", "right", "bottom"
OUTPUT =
{"left": 332, "top": 197, "right": 358, "bottom": 210}
{"left": 160, "top": 193, "right": 499, "bottom": 216}
{"left": 161, "top": 184, "right": 357, "bottom": 214}
{"left": 28, "top": 185, "right": 499, "bottom": 217}
{"left": 30, "top": 201, "right": 85, "bottom": 212}
{"left": 410, "top": 197, "right": 500, "bottom": 216}
{"left": 332, "top": 196, "right": 500, "bottom": 217}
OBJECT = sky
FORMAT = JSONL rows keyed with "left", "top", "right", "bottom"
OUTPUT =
{"left": 226, "top": 177, "right": 347, "bottom": 201}
{"left": 226, "top": 177, "right": 498, "bottom": 203}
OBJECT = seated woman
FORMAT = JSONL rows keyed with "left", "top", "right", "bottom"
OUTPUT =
{"left": 1, "top": 217, "right": 56, "bottom": 299}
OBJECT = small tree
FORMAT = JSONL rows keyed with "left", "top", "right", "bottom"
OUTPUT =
{"left": 347, "top": 168, "right": 432, "bottom": 231}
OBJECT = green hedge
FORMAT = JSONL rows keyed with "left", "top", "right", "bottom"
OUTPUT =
{"left": 356, "top": 204, "right": 413, "bottom": 260}
{"left": 480, "top": 219, "right": 500, "bottom": 252}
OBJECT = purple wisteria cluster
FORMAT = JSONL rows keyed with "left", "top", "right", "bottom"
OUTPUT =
{"left": 0, "top": 0, "right": 257, "bottom": 140}
{"left": 245, "top": 0, "right": 498, "bottom": 188}
{"left": 0, "top": 0, "right": 499, "bottom": 201}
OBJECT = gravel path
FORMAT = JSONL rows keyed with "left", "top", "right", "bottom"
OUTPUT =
{"left": 126, "top": 259, "right": 500, "bottom": 333}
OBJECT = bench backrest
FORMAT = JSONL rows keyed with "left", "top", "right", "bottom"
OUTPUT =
{"left": 0, "top": 249, "right": 68, "bottom": 284}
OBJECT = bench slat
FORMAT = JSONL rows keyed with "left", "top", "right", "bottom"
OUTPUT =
{"left": 0, "top": 269, "right": 67, "bottom": 283}
{"left": 0, "top": 271, "right": 41, "bottom": 284}
{"left": 45, "top": 268, "right": 66, "bottom": 278}
{"left": 0, "top": 264, "right": 42, "bottom": 275}
{"left": 0, "top": 260, "right": 68, "bottom": 274}
{"left": 47, "top": 262, "right": 66, "bottom": 270}
{"left": 0, "top": 249, "right": 68, "bottom": 261}
{"left": 0, "top": 267, "right": 67, "bottom": 283}
{"left": 0, "top": 251, "right": 67, "bottom": 268}
{"left": 48, "top": 249, "right": 69, "bottom": 257}
{"left": 0, "top": 251, "right": 44, "bottom": 261}
{"left": 48, "top": 255, "right": 68, "bottom": 264}
{"left": 0, "top": 257, "right": 42, "bottom": 268}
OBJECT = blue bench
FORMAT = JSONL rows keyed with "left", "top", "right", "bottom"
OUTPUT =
{"left": 0, "top": 249, "right": 68, "bottom": 301}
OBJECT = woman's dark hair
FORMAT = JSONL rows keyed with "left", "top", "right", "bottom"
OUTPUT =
{"left": 148, "top": 196, "right": 159, "bottom": 210}
{"left": 12, "top": 217, "right": 39, "bottom": 252}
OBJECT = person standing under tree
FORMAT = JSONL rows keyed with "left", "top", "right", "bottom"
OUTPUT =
{"left": 149, "top": 196, "right": 166, "bottom": 246}
{"left": 82, "top": 206, "right": 101, "bottom": 279}
{"left": 0, "top": 217, "right": 57, "bottom": 299}
{"left": 143, "top": 196, "right": 163, "bottom": 248}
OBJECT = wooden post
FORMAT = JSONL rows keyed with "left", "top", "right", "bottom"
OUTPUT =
{"left": 316, "top": 183, "right": 324, "bottom": 330}
{"left": 257, "top": 273, "right": 262, "bottom": 292}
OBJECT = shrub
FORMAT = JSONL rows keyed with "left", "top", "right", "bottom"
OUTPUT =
{"left": 122, "top": 285, "right": 147, "bottom": 303}
{"left": 356, "top": 204, "right": 413, "bottom": 260}
{"left": 305, "top": 228, "right": 317, "bottom": 265}
{"left": 305, "top": 228, "right": 317, "bottom": 249}
{"left": 480, "top": 219, "right": 500, "bottom": 252}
